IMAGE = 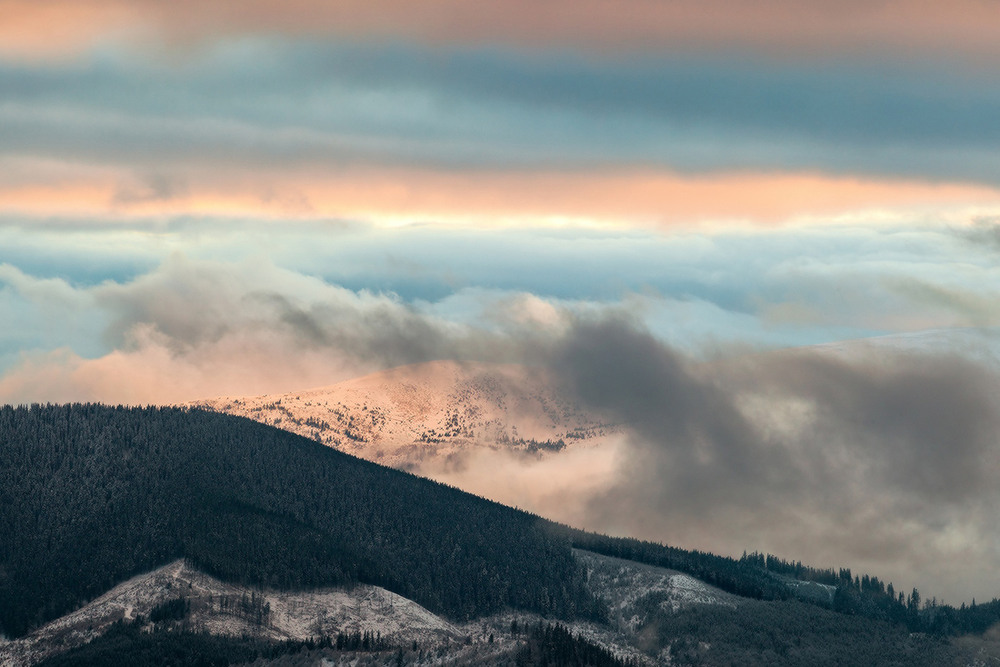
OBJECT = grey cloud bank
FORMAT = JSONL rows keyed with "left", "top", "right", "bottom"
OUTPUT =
{"left": 542, "top": 319, "right": 1000, "bottom": 605}
{"left": 4, "top": 42, "right": 1000, "bottom": 181}
{"left": 3, "top": 221, "right": 1000, "bottom": 380}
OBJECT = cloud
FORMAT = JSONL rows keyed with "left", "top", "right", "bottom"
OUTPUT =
{"left": 0, "top": 263, "right": 83, "bottom": 307}
{"left": 5, "top": 43, "right": 1000, "bottom": 189}
{"left": 958, "top": 217, "right": 1000, "bottom": 250}
{"left": 0, "top": 255, "right": 556, "bottom": 403}
{"left": 5, "top": 0, "right": 1000, "bottom": 63}
{"left": 5, "top": 221, "right": 1000, "bottom": 367}
{"left": 422, "top": 436, "right": 631, "bottom": 532}
{"left": 535, "top": 318, "right": 1000, "bottom": 603}
{"left": 883, "top": 276, "right": 1000, "bottom": 327}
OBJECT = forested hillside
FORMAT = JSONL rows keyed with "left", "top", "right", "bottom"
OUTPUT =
{"left": 0, "top": 404, "right": 601, "bottom": 638}
{"left": 4, "top": 403, "right": 1000, "bottom": 660}
{"left": 558, "top": 523, "right": 1000, "bottom": 638}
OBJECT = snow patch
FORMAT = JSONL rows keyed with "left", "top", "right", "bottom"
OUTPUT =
{"left": 0, "top": 561, "right": 459, "bottom": 667}
{"left": 576, "top": 549, "right": 737, "bottom": 635}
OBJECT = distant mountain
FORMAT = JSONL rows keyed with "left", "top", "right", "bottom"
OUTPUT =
{"left": 191, "top": 360, "right": 621, "bottom": 469}
{"left": 192, "top": 330, "right": 1000, "bottom": 473}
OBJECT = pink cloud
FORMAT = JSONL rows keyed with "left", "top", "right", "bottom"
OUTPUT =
{"left": 6, "top": 163, "right": 1000, "bottom": 229}
{"left": 4, "top": 0, "right": 1000, "bottom": 62}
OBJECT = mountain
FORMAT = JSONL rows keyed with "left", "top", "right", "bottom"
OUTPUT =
{"left": 0, "top": 403, "right": 601, "bottom": 641}
{"left": 191, "top": 330, "right": 1000, "bottom": 476}
{"left": 4, "top": 403, "right": 1000, "bottom": 666}
{"left": 4, "top": 549, "right": 979, "bottom": 667}
{"left": 190, "top": 360, "right": 620, "bottom": 470}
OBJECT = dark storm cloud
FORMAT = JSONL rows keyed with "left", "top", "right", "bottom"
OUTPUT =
{"left": 542, "top": 318, "right": 1000, "bottom": 595}
{"left": 743, "top": 349, "right": 998, "bottom": 502}
{"left": 547, "top": 318, "right": 777, "bottom": 506}
{"left": 549, "top": 319, "right": 1000, "bottom": 506}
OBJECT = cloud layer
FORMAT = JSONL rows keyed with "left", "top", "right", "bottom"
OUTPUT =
{"left": 5, "top": 42, "right": 1000, "bottom": 191}
{"left": 6, "top": 0, "right": 1000, "bottom": 62}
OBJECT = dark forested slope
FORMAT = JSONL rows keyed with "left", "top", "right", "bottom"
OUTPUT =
{"left": 4, "top": 403, "right": 999, "bottom": 652}
{"left": 0, "top": 404, "right": 600, "bottom": 638}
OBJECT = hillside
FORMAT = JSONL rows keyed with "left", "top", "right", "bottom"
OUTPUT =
{"left": 0, "top": 559, "right": 463, "bottom": 667}
{"left": 5, "top": 548, "right": 977, "bottom": 667}
{"left": 3, "top": 551, "right": 983, "bottom": 667}
{"left": 5, "top": 403, "right": 1000, "bottom": 666}
{"left": 8, "top": 551, "right": 711, "bottom": 667}
{"left": 0, "top": 403, "right": 601, "bottom": 640}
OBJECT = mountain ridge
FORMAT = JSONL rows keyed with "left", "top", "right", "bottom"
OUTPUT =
{"left": 190, "top": 359, "right": 621, "bottom": 470}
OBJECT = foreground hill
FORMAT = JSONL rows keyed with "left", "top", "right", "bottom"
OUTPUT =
{"left": 7, "top": 553, "right": 693, "bottom": 666}
{"left": 0, "top": 404, "right": 600, "bottom": 639}
{"left": 3, "top": 550, "right": 978, "bottom": 667}
{"left": 0, "top": 559, "right": 463, "bottom": 666}
{"left": 4, "top": 403, "right": 1000, "bottom": 665}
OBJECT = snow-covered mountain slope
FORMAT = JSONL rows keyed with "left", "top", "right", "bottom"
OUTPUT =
{"left": 193, "top": 329, "right": 1000, "bottom": 472}
{"left": 575, "top": 550, "right": 737, "bottom": 636}
{"left": 191, "top": 360, "right": 620, "bottom": 470}
{"left": 1, "top": 550, "right": 734, "bottom": 667}
{"left": 189, "top": 330, "right": 1000, "bottom": 528}
{"left": 0, "top": 560, "right": 462, "bottom": 667}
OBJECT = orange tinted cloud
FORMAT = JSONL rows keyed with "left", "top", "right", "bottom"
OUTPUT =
{"left": 0, "top": 1, "right": 142, "bottom": 59}
{"left": 4, "top": 165, "right": 1000, "bottom": 229}
{"left": 4, "top": 0, "right": 1000, "bottom": 62}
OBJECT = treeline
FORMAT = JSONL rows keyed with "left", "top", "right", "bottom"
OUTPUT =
{"left": 35, "top": 617, "right": 341, "bottom": 667}
{"left": 642, "top": 597, "right": 960, "bottom": 666}
{"left": 148, "top": 597, "right": 189, "bottom": 624}
{"left": 740, "top": 551, "right": 843, "bottom": 586}
{"left": 0, "top": 404, "right": 601, "bottom": 638}
{"left": 514, "top": 622, "right": 639, "bottom": 667}
{"left": 743, "top": 550, "right": 1000, "bottom": 636}
{"left": 333, "top": 629, "right": 392, "bottom": 652}
{"left": 563, "top": 529, "right": 1000, "bottom": 639}
{"left": 209, "top": 592, "right": 271, "bottom": 626}
{"left": 559, "top": 528, "right": 792, "bottom": 601}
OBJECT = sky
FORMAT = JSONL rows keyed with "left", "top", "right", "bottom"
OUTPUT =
{"left": 3, "top": 0, "right": 1000, "bottom": 606}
